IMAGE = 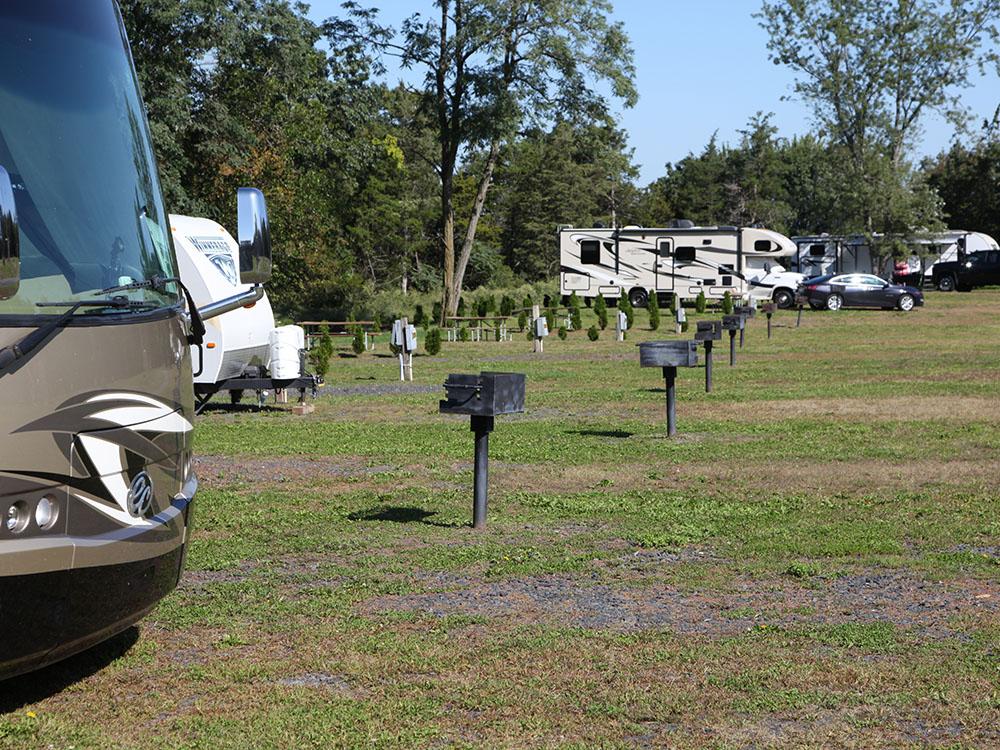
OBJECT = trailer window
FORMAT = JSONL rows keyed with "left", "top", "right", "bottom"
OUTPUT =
{"left": 579, "top": 240, "right": 600, "bottom": 265}
{"left": 809, "top": 244, "right": 826, "bottom": 257}
{"left": 675, "top": 247, "right": 696, "bottom": 262}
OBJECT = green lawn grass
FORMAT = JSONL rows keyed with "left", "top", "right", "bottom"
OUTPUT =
{"left": 2, "top": 291, "right": 999, "bottom": 749}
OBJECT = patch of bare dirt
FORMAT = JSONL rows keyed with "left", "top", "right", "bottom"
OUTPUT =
{"left": 361, "top": 569, "right": 1000, "bottom": 639}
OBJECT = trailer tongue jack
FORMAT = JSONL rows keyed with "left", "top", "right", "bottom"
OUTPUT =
{"left": 440, "top": 372, "right": 526, "bottom": 528}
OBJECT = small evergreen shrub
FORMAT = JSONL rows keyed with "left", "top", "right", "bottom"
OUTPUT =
{"left": 695, "top": 290, "right": 707, "bottom": 313}
{"left": 309, "top": 325, "right": 334, "bottom": 380}
{"left": 648, "top": 292, "right": 660, "bottom": 331}
{"left": 558, "top": 326, "right": 568, "bottom": 340}
{"left": 722, "top": 291, "right": 733, "bottom": 315}
{"left": 413, "top": 304, "right": 426, "bottom": 327}
{"left": 424, "top": 327, "right": 442, "bottom": 355}
{"left": 594, "top": 294, "right": 608, "bottom": 330}
{"left": 432, "top": 301, "right": 442, "bottom": 325}
{"left": 619, "top": 289, "right": 634, "bottom": 328}
{"left": 351, "top": 328, "right": 365, "bottom": 355}
{"left": 458, "top": 326, "right": 470, "bottom": 342}
{"left": 544, "top": 308, "right": 556, "bottom": 333}
{"left": 587, "top": 325, "right": 600, "bottom": 341}
{"left": 517, "top": 310, "right": 528, "bottom": 331}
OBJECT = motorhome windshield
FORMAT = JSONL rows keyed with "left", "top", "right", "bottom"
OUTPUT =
{"left": 0, "top": 1, "right": 178, "bottom": 319}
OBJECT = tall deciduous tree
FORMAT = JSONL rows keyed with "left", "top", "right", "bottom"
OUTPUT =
{"left": 757, "top": 0, "right": 1000, "bottom": 168}
{"left": 331, "top": 0, "right": 637, "bottom": 321}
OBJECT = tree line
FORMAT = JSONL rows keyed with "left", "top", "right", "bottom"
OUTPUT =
{"left": 121, "top": 0, "right": 1000, "bottom": 321}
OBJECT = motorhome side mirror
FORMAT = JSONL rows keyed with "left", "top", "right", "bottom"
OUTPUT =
{"left": 237, "top": 187, "right": 273, "bottom": 285}
{"left": 0, "top": 166, "right": 20, "bottom": 300}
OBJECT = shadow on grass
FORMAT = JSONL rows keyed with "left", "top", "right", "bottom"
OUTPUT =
{"left": 0, "top": 627, "right": 139, "bottom": 712}
{"left": 348, "top": 505, "right": 459, "bottom": 527}
{"left": 569, "top": 429, "right": 634, "bottom": 439}
{"left": 197, "top": 403, "right": 288, "bottom": 415}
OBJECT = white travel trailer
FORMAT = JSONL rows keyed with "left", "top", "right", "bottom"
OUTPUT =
{"left": 791, "top": 231, "right": 1000, "bottom": 285}
{"left": 172, "top": 214, "right": 316, "bottom": 410}
{"left": 559, "top": 223, "right": 803, "bottom": 307}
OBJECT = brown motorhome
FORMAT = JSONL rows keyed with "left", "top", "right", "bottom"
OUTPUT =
{"left": 0, "top": 0, "right": 271, "bottom": 679}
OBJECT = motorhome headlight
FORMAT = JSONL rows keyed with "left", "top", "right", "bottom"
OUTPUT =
{"left": 35, "top": 496, "right": 59, "bottom": 530}
{"left": 6, "top": 501, "right": 29, "bottom": 533}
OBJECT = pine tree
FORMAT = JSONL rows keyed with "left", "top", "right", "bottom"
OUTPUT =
{"left": 594, "top": 294, "right": 608, "bottom": 330}
{"left": 648, "top": 292, "right": 660, "bottom": 331}
{"left": 695, "top": 291, "right": 706, "bottom": 313}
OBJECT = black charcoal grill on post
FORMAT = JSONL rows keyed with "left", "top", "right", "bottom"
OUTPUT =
{"left": 721, "top": 314, "right": 744, "bottom": 366}
{"left": 761, "top": 302, "right": 776, "bottom": 339}
{"left": 694, "top": 320, "right": 722, "bottom": 393}
{"left": 440, "top": 372, "right": 526, "bottom": 529}
{"left": 734, "top": 305, "right": 754, "bottom": 348}
{"left": 639, "top": 341, "right": 698, "bottom": 436}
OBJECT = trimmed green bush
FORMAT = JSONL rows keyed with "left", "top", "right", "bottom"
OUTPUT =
{"left": 424, "top": 327, "right": 442, "bottom": 355}
{"left": 432, "top": 301, "right": 442, "bottom": 325}
{"left": 413, "top": 304, "right": 426, "bottom": 327}
{"left": 558, "top": 326, "right": 568, "bottom": 340}
{"left": 695, "top": 290, "right": 706, "bottom": 313}
{"left": 545, "top": 308, "right": 556, "bottom": 333}
{"left": 619, "top": 289, "right": 634, "bottom": 328}
{"left": 587, "top": 325, "right": 600, "bottom": 341}
{"left": 569, "top": 292, "right": 582, "bottom": 330}
{"left": 458, "top": 326, "right": 470, "bottom": 342}
{"left": 648, "top": 292, "right": 660, "bottom": 331}
{"left": 594, "top": 294, "right": 608, "bottom": 330}
{"left": 517, "top": 310, "right": 528, "bottom": 331}
{"left": 351, "top": 328, "right": 365, "bottom": 355}
{"left": 722, "top": 291, "right": 733, "bottom": 315}
{"left": 309, "top": 325, "right": 334, "bottom": 380}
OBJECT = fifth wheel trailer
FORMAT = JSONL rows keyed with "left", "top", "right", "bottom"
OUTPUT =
{"left": 559, "top": 223, "right": 803, "bottom": 307}
{"left": 791, "top": 231, "right": 1000, "bottom": 284}
{"left": 171, "top": 214, "right": 318, "bottom": 411}
{"left": 0, "top": 0, "right": 272, "bottom": 680}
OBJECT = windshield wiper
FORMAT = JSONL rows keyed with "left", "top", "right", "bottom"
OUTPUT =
{"left": 98, "top": 274, "right": 205, "bottom": 346}
{"left": 0, "top": 296, "right": 153, "bottom": 375}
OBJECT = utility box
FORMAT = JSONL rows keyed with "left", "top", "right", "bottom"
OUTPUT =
{"left": 694, "top": 320, "right": 722, "bottom": 341}
{"left": 639, "top": 340, "right": 698, "bottom": 368}
{"left": 440, "top": 372, "right": 526, "bottom": 417}
{"left": 392, "top": 320, "right": 418, "bottom": 352}
{"left": 761, "top": 302, "right": 776, "bottom": 314}
{"left": 533, "top": 317, "right": 549, "bottom": 338}
{"left": 617, "top": 310, "right": 629, "bottom": 330}
{"left": 721, "top": 314, "right": 745, "bottom": 331}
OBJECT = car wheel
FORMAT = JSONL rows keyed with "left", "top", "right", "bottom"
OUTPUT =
{"left": 825, "top": 294, "right": 843, "bottom": 311}
{"left": 628, "top": 287, "right": 649, "bottom": 308}
{"left": 773, "top": 289, "right": 794, "bottom": 309}
{"left": 897, "top": 294, "right": 915, "bottom": 312}
{"left": 936, "top": 275, "right": 956, "bottom": 292}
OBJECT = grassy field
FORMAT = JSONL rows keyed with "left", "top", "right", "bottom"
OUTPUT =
{"left": 2, "top": 291, "right": 999, "bottom": 749}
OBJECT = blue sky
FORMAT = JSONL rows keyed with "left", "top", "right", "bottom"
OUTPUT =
{"left": 305, "top": 0, "right": 999, "bottom": 184}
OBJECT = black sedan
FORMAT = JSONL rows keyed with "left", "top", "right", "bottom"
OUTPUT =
{"left": 795, "top": 273, "right": 924, "bottom": 312}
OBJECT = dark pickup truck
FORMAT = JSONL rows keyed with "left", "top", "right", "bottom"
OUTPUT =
{"left": 933, "top": 250, "right": 1000, "bottom": 291}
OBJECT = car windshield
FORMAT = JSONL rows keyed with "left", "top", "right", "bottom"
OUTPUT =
{"left": 0, "top": 0, "right": 178, "bottom": 319}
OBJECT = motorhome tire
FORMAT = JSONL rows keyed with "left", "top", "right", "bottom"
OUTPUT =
{"left": 773, "top": 289, "right": 794, "bottom": 308}
{"left": 897, "top": 294, "right": 915, "bottom": 312}
{"left": 825, "top": 294, "right": 843, "bottom": 311}
{"left": 936, "top": 275, "right": 956, "bottom": 292}
{"left": 628, "top": 288, "right": 649, "bottom": 308}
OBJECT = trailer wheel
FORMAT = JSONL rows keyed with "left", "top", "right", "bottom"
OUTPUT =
{"left": 628, "top": 287, "right": 649, "bottom": 308}
{"left": 936, "top": 275, "right": 956, "bottom": 292}
{"left": 230, "top": 390, "right": 244, "bottom": 405}
{"left": 773, "top": 288, "right": 794, "bottom": 308}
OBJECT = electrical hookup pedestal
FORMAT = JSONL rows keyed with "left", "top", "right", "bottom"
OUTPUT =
{"left": 440, "top": 372, "right": 526, "bottom": 529}
{"left": 392, "top": 317, "right": 417, "bottom": 381}
{"left": 639, "top": 341, "right": 698, "bottom": 437}
{"left": 762, "top": 302, "right": 776, "bottom": 339}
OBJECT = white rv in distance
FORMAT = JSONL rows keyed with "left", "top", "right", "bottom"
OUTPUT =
{"left": 791, "top": 231, "right": 1000, "bottom": 286}
{"left": 559, "top": 222, "right": 804, "bottom": 308}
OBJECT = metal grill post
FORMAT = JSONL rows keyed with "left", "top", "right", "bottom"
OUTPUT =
{"left": 704, "top": 340, "right": 713, "bottom": 393}
{"left": 471, "top": 415, "right": 494, "bottom": 529}
{"left": 663, "top": 366, "right": 677, "bottom": 436}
